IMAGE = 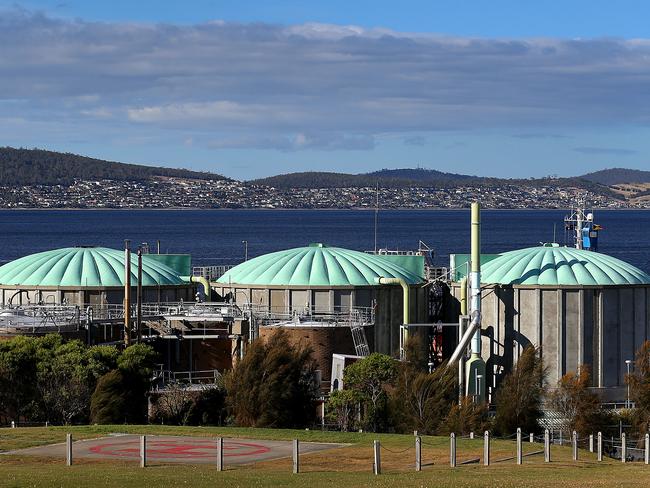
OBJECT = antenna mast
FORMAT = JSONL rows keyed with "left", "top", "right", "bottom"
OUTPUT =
{"left": 374, "top": 182, "right": 379, "bottom": 253}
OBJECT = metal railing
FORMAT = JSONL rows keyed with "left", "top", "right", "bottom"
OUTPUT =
{"left": 0, "top": 305, "right": 81, "bottom": 333}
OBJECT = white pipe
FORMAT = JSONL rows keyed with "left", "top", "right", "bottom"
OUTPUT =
{"left": 448, "top": 311, "right": 481, "bottom": 366}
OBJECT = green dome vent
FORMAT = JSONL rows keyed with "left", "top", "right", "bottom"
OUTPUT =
{"left": 0, "top": 247, "right": 185, "bottom": 287}
{"left": 217, "top": 245, "right": 423, "bottom": 287}
{"left": 481, "top": 246, "right": 650, "bottom": 286}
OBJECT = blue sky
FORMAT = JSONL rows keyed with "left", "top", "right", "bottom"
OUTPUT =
{"left": 1, "top": 1, "right": 649, "bottom": 179}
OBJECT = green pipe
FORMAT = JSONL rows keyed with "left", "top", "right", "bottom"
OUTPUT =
{"left": 182, "top": 275, "right": 211, "bottom": 302}
{"left": 375, "top": 276, "right": 409, "bottom": 325}
{"left": 460, "top": 277, "right": 467, "bottom": 315}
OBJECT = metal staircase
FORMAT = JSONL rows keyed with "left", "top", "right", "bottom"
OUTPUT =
{"left": 349, "top": 308, "right": 370, "bottom": 356}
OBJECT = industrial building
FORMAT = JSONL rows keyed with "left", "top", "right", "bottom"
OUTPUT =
{"left": 0, "top": 246, "right": 194, "bottom": 307}
{"left": 214, "top": 243, "right": 432, "bottom": 382}
{"left": 449, "top": 243, "right": 650, "bottom": 402}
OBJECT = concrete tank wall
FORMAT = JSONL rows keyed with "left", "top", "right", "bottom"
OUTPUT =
{"left": 450, "top": 283, "right": 650, "bottom": 402}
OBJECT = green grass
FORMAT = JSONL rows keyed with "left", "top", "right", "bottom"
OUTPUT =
{"left": 1, "top": 426, "right": 648, "bottom": 488}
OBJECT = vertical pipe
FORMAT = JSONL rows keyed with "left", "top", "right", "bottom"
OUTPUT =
{"left": 373, "top": 440, "right": 381, "bottom": 475}
{"left": 216, "top": 437, "right": 223, "bottom": 471}
{"left": 483, "top": 431, "right": 490, "bottom": 466}
{"left": 66, "top": 433, "right": 72, "bottom": 466}
{"left": 137, "top": 248, "right": 142, "bottom": 343}
{"left": 157, "top": 240, "right": 161, "bottom": 254}
{"left": 450, "top": 433, "right": 456, "bottom": 468}
{"left": 140, "top": 435, "right": 146, "bottom": 468}
{"left": 544, "top": 429, "right": 550, "bottom": 463}
{"left": 293, "top": 439, "right": 299, "bottom": 474}
{"left": 458, "top": 280, "right": 467, "bottom": 404}
{"left": 124, "top": 240, "right": 131, "bottom": 346}
{"left": 516, "top": 428, "right": 522, "bottom": 465}
{"left": 470, "top": 202, "right": 481, "bottom": 355}
{"left": 415, "top": 436, "right": 421, "bottom": 471}
{"left": 597, "top": 432, "right": 602, "bottom": 462}
{"left": 572, "top": 431, "right": 578, "bottom": 461}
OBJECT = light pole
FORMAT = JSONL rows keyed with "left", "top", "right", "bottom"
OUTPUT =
{"left": 625, "top": 359, "right": 632, "bottom": 409}
{"left": 242, "top": 240, "right": 248, "bottom": 262}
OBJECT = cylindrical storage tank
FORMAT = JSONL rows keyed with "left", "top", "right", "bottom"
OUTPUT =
{"left": 259, "top": 324, "right": 359, "bottom": 382}
{"left": 449, "top": 244, "right": 650, "bottom": 402}
{"left": 0, "top": 247, "right": 194, "bottom": 307}
{"left": 216, "top": 243, "right": 428, "bottom": 363}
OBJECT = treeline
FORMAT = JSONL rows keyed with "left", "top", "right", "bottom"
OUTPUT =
{"left": 248, "top": 169, "right": 619, "bottom": 199}
{"left": 0, "top": 147, "right": 226, "bottom": 186}
{"left": 5, "top": 332, "right": 650, "bottom": 437}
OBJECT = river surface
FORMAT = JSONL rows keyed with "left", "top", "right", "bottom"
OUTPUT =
{"left": 0, "top": 209, "right": 648, "bottom": 272}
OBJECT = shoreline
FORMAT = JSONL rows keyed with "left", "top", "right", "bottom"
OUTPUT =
{"left": 0, "top": 207, "right": 648, "bottom": 212}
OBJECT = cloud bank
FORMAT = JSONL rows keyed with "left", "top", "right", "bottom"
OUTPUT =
{"left": 1, "top": 9, "right": 650, "bottom": 152}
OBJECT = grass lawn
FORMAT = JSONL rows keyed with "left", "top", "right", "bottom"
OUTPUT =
{"left": 1, "top": 426, "right": 648, "bottom": 487}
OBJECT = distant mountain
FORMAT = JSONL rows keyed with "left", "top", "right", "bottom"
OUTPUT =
{"left": 249, "top": 168, "right": 489, "bottom": 189}
{"left": 580, "top": 168, "right": 650, "bottom": 185}
{"left": 0, "top": 147, "right": 227, "bottom": 186}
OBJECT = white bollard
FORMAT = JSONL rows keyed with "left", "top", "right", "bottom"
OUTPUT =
{"left": 572, "top": 431, "right": 578, "bottom": 461}
{"left": 544, "top": 429, "right": 551, "bottom": 463}
{"left": 140, "top": 435, "right": 147, "bottom": 468}
{"left": 216, "top": 437, "right": 223, "bottom": 471}
{"left": 11, "top": 421, "right": 15, "bottom": 429}
{"left": 516, "top": 428, "right": 523, "bottom": 465}
{"left": 66, "top": 433, "right": 72, "bottom": 466}
{"left": 415, "top": 436, "right": 421, "bottom": 472}
{"left": 645, "top": 433, "right": 649, "bottom": 465}
{"left": 293, "top": 439, "right": 300, "bottom": 474}
{"left": 529, "top": 433, "right": 534, "bottom": 443}
{"left": 597, "top": 432, "right": 603, "bottom": 462}
{"left": 470, "top": 431, "right": 474, "bottom": 439}
{"left": 484, "top": 431, "right": 490, "bottom": 466}
{"left": 450, "top": 433, "right": 456, "bottom": 468}
{"left": 373, "top": 440, "right": 381, "bottom": 475}
{"left": 589, "top": 434, "right": 594, "bottom": 453}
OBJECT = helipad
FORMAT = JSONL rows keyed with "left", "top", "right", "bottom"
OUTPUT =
{"left": 10, "top": 434, "right": 343, "bottom": 465}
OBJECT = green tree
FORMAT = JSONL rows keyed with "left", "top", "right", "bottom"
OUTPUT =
{"left": 442, "top": 396, "right": 489, "bottom": 435}
{"left": 225, "top": 329, "right": 317, "bottom": 428}
{"left": 493, "top": 346, "right": 546, "bottom": 436}
{"left": 0, "top": 336, "right": 39, "bottom": 424}
{"left": 90, "top": 370, "right": 131, "bottom": 424}
{"left": 344, "top": 353, "right": 398, "bottom": 432}
{"left": 326, "top": 389, "right": 362, "bottom": 432}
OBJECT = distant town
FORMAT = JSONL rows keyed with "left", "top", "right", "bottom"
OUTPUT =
{"left": 1, "top": 176, "right": 647, "bottom": 209}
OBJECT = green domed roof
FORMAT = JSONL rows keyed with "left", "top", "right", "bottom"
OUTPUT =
{"left": 0, "top": 247, "right": 186, "bottom": 287}
{"left": 217, "top": 243, "right": 423, "bottom": 287}
{"left": 481, "top": 245, "right": 650, "bottom": 286}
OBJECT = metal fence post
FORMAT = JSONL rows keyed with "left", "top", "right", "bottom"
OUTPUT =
{"left": 621, "top": 433, "right": 626, "bottom": 463}
{"left": 216, "top": 437, "right": 223, "bottom": 471}
{"left": 483, "top": 431, "right": 490, "bottom": 466}
{"left": 415, "top": 436, "right": 422, "bottom": 471}
{"left": 544, "top": 429, "right": 550, "bottom": 463}
{"left": 516, "top": 428, "right": 523, "bottom": 465}
{"left": 572, "top": 431, "right": 578, "bottom": 461}
{"left": 645, "top": 433, "right": 649, "bottom": 465}
{"left": 66, "top": 433, "right": 72, "bottom": 466}
{"left": 529, "top": 433, "right": 534, "bottom": 443}
{"left": 450, "top": 433, "right": 456, "bottom": 468}
{"left": 140, "top": 435, "right": 147, "bottom": 468}
{"left": 589, "top": 434, "right": 594, "bottom": 453}
{"left": 293, "top": 439, "right": 300, "bottom": 473}
{"left": 373, "top": 440, "right": 381, "bottom": 475}
{"left": 597, "top": 432, "right": 602, "bottom": 462}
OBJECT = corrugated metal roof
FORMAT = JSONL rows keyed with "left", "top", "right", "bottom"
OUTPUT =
{"left": 481, "top": 244, "right": 650, "bottom": 286}
{"left": 0, "top": 247, "right": 186, "bottom": 287}
{"left": 217, "top": 243, "right": 424, "bottom": 287}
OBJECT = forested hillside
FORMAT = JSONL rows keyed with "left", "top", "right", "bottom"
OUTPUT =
{"left": 0, "top": 147, "right": 226, "bottom": 186}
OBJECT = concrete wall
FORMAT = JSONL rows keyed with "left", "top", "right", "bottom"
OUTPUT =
{"left": 450, "top": 282, "right": 650, "bottom": 402}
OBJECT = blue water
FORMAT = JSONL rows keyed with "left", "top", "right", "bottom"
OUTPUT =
{"left": 0, "top": 209, "right": 648, "bottom": 273}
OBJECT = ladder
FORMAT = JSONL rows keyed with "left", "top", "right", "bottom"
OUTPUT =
{"left": 349, "top": 309, "right": 370, "bottom": 356}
